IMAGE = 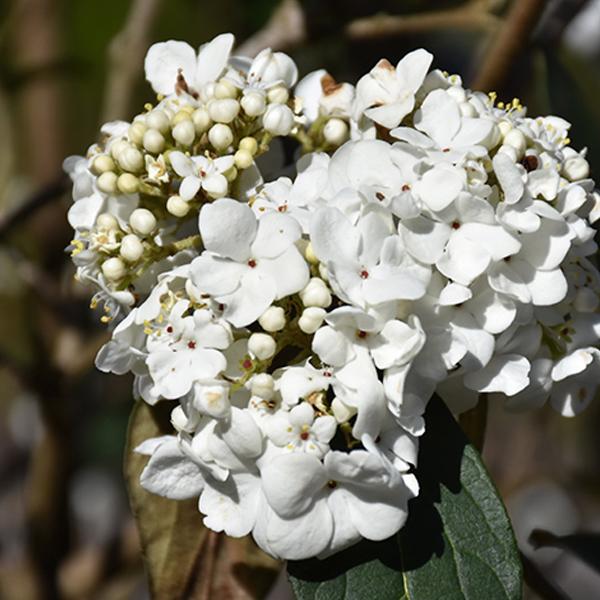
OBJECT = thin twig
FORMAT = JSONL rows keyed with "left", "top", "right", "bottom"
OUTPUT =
{"left": 472, "top": 0, "right": 547, "bottom": 91}
{"left": 458, "top": 395, "right": 488, "bottom": 452}
{"left": 346, "top": 6, "right": 500, "bottom": 40}
{"left": 236, "top": 0, "right": 306, "bottom": 58}
{"left": 101, "top": 0, "right": 164, "bottom": 122}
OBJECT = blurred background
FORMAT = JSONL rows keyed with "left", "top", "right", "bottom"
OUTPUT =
{"left": 0, "top": 0, "right": 599, "bottom": 598}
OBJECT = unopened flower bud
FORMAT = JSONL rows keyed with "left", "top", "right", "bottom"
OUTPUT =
{"left": 192, "top": 107, "right": 212, "bottom": 133}
{"left": 298, "top": 307, "right": 326, "bottom": 334}
{"left": 208, "top": 123, "right": 233, "bottom": 151}
{"left": 563, "top": 155, "right": 589, "bottom": 181}
{"left": 143, "top": 129, "right": 165, "bottom": 154}
{"left": 128, "top": 121, "right": 147, "bottom": 146}
{"left": 214, "top": 79, "right": 238, "bottom": 99}
{"left": 241, "top": 92, "right": 266, "bottom": 117}
{"left": 446, "top": 86, "right": 466, "bottom": 103}
{"left": 251, "top": 373, "right": 275, "bottom": 400}
{"left": 120, "top": 234, "right": 144, "bottom": 262}
{"left": 91, "top": 154, "right": 115, "bottom": 175}
{"left": 209, "top": 99, "right": 240, "bottom": 124}
{"left": 318, "top": 263, "right": 329, "bottom": 282}
{"left": 129, "top": 208, "right": 157, "bottom": 235}
{"left": 97, "top": 171, "right": 118, "bottom": 194}
{"left": 248, "top": 333, "right": 276, "bottom": 360}
{"left": 331, "top": 397, "right": 357, "bottom": 423}
{"left": 166, "top": 195, "right": 190, "bottom": 217}
{"left": 224, "top": 166, "right": 238, "bottom": 183}
{"left": 300, "top": 278, "right": 331, "bottom": 308}
{"left": 267, "top": 85, "right": 289, "bottom": 104}
{"left": 239, "top": 136, "right": 258, "bottom": 155}
{"left": 172, "top": 120, "right": 196, "bottom": 146}
{"left": 323, "top": 118, "right": 349, "bottom": 146}
{"left": 503, "top": 129, "right": 526, "bottom": 158}
{"left": 117, "top": 173, "right": 139, "bottom": 194}
{"left": 118, "top": 147, "right": 144, "bottom": 173}
{"left": 146, "top": 110, "right": 170, "bottom": 134}
{"left": 199, "top": 82, "right": 216, "bottom": 103}
{"left": 110, "top": 139, "right": 129, "bottom": 160}
{"left": 258, "top": 306, "right": 286, "bottom": 332}
{"left": 498, "top": 120, "right": 513, "bottom": 138}
{"left": 102, "top": 257, "right": 126, "bottom": 281}
{"left": 171, "top": 110, "right": 191, "bottom": 126}
{"left": 459, "top": 102, "right": 477, "bottom": 118}
{"left": 234, "top": 149, "right": 253, "bottom": 170}
{"left": 96, "top": 212, "right": 118, "bottom": 230}
{"left": 304, "top": 242, "right": 319, "bottom": 265}
{"left": 263, "top": 104, "right": 294, "bottom": 136}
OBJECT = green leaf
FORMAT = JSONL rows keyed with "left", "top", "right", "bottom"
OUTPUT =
{"left": 288, "top": 396, "right": 522, "bottom": 599}
{"left": 124, "top": 400, "right": 281, "bottom": 599}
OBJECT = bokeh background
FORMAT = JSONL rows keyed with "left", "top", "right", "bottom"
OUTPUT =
{"left": 0, "top": 0, "right": 599, "bottom": 598}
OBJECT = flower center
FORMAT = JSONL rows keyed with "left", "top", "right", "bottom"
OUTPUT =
{"left": 300, "top": 431, "right": 310, "bottom": 440}
{"left": 359, "top": 270, "right": 369, "bottom": 279}
{"left": 248, "top": 259, "right": 257, "bottom": 268}
{"left": 187, "top": 341, "right": 196, "bottom": 349}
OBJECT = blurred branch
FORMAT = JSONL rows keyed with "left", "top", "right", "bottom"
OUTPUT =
{"left": 533, "top": 0, "right": 591, "bottom": 45}
{"left": 236, "top": 0, "right": 306, "bottom": 57}
{"left": 346, "top": 1, "right": 501, "bottom": 40}
{"left": 472, "top": 0, "right": 547, "bottom": 91}
{"left": 102, "top": 0, "right": 164, "bottom": 122}
{"left": 521, "top": 552, "right": 570, "bottom": 600}
{"left": 459, "top": 395, "right": 488, "bottom": 452}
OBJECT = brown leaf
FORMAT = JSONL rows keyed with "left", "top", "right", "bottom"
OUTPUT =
{"left": 124, "top": 401, "right": 281, "bottom": 599}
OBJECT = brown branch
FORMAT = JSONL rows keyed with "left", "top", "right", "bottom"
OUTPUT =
{"left": 101, "top": 0, "right": 164, "bottom": 122}
{"left": 236, "top": 0, "right": 306, "bottom": 58}
{"left": 521, "top": 552, "right": 570, "bottom": 600}
{"left": 472, "top": 0, "right": 548, "bottom": 92}
{"left": 458, "top": 394, "right": 488, "bottom": 452}
{"left": 346, "top": 2, "right": 501, "bottom": 40}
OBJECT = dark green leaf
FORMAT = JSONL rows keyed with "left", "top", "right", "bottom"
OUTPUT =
{"left": 288, "top": 396, "right": 522, "bottom": 599}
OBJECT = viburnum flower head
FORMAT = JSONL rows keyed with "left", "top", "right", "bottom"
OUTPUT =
{"left": 66, "top": 30, "right": 600, "bottom": 562}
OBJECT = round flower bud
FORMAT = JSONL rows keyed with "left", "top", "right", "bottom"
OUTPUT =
{"left": 192, "top": 107, "right": 212, "bottom": 134}
{"left": 498, "top": 120, "right": 513, "bottom": 138}
{"left": 563, "top": 156, "right": 590, "bottom": 181}
{"left": 118, "top": 147, "right": 144, "bottom": 173}
{"left": 214, "top": 79, "right": 238, "bottom": 99}
{"left": 91, "top": 154, "right": 115, "bottom": 175}
{"left": 171, "top": 110, "right": 192, "bottom": 126}
{"left": 101, "top": 257, "right": 126, "bottom": 281}
{"left": 446, "top": 85, "right": 466, "bottom": 103}
{"left": 497, "top": 144, "right": 518, "bottom": 162}
{"left": 145, "top": 110, "right": 170, "bottom": 134}
{"left": 96, "top": 212, "right": 118, "bottom": 230}
{"left": 258, "top": 306, "right": 286, "bottom": 332}
{"left": 248, "top": 333, "right": 277, "bottom": 361}
{"left": 129, "top": 208, "right": 157, "bottom": 235}
{"left": 263, "top": 104, "right": 294, "bottom": 136}
{"left": 143, "top": 129, "right": 165, "bottom": 154}
{"left": 117, "top": 173, "right": 139, "bottom": 194}
{"left": 224, "top": 166, "right": 238, "bottom": 183}
{"left": 267, "top": 85, "right": 289, "bottom": 104}
{"left": 323, "top": 118, "right": 349, "bottom": 146}
{"left": 241, "top": 92, "right": 266, "bottom": 117}
{"left": 199, "top": 82, "right": 216, "bottom": 103}
{"left": 298, "top": 307, "right": 326, "bottom": 334}
{"left": 97, "top": 171, "right": 118, "bottom": 194}
{"left": 208, "top": 99, "right": 240, "bottom": 124}
{"left": 234, "top": 149, "right": 253, "bottom": 170}
{"left": 331, "top": 397, "right": 357, "bottom": 423}
{"left": 120, "top": 234, "right": 144, "bottom": 262}
{"left": 208, "top": 123, "right": 233, "bottom": 151}
{"left": 251, "top": 373, "right": 275, "bottom": 400}
{"left": 503, "top": 128, "right": 526, "bottom": 158}
{"left": 110, "top": 139, "right": 129, "bottom": 160}
{"left": 128, "top": 121, "right": 147, "bottom": 146}
{"left": 166, "top": 195, "right": 190, "bottom": 217}
{"left": 172, "top": 120, "right": 196, "bottom": 146}
{"left": 300, "top": 278, "right": 332, "bottom": 308}
{"left": 304, "top": 242, "right": 319, "bottom": 265}
{"left": 239, "top": 136, "right": 258, "bottom": 155}
{"left": 459, "top": 102, "right": 477, "bottom": 118}
{"left": 203, "top": 174, "right": 229, "bottom": 199}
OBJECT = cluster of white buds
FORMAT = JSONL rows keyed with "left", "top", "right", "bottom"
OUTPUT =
{"left": 67, "top": 34, "right": 600, "bottom": 561}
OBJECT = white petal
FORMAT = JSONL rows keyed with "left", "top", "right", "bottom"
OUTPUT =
{"left": 195, "top": 33, "right": 234, "bottom": 87}
{"left": 460, "top": 223, "right": 521, "bottom": 261}
{"left": 551, "top": 348, "right": 597, "bottom": 382}
{"left": 169, "top": 151, "right": 196, "bottom": 177}
{"left": 199, "top": 198, "right": 255, "bottom": 261}
{"left": 310, "top": 207, "right": 360, "bottom": 266}
{"left": 396, "top": 48, "right": 433, "bottom": 92}
{"left": 179, "top": 175, "right": 201, "bottom": 201}
{"left": 370, "top": 317, "right": 425, "bottom": 369}
{"left": 400, "top": 216, "right": 451, "bottom": 264}
{"left": 493, "top": 153, "right": 524, "bottom": 204}
{"left": 415, "top": 89, "right": 461, "bottom": 147}
{"left": 144, "top": 41, "right": 197, "bottom": 95}
{"left": 436, "top": 233, "right": 490, "bottom": 285}
{"left": 219, "top": 407, "right": 263, "bottom": 457}
{"left": 464, "top": 354, "right": 530, "bottom": 396}
{"left": 438, "top": 282, "right": 472, "bottom": 306}
{"left": 312, "top": 326, "right": 354, "bottom": 367}
{"left": 415, "top": 164, "right": 464, "bottom": 211}
{"left": 190, "top": 253, "right": 246, "bottom": 296}
{"left": 68, "top": 194, "right": 103, "bottom": 230}
{"left": 256, "top": 246, "right": 309, "bottom": 299}
{"left": 251, "top": 212, "right": 302, "bottom": 258}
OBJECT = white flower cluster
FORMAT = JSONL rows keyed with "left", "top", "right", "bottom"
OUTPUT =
{"left": 66, "top": 34, "right": 600, "bottom": 560}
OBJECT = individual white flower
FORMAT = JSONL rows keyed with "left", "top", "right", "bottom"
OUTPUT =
{"left": 144, "top": 33, "right": 234, "bottom": 96}
{"left": 191, "top": 198, "right": 309, "bottom": 327}
{"left": 354, "top": 49, "right": 433, "bottom": 129}
{"left": 169, "top": 151, "right": 234, "bottom": 200}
